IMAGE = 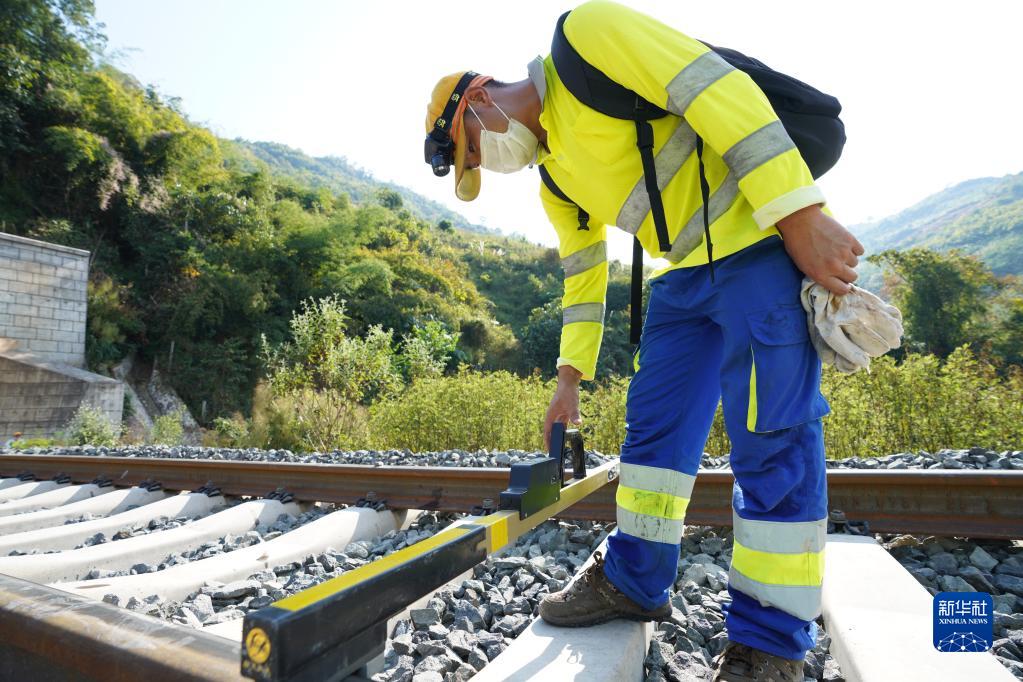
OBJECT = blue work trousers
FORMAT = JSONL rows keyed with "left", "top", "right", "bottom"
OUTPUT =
{"left": 603, "top": 236, "right": 830, "bottom": 660}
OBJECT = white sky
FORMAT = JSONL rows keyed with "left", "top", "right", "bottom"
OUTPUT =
{"left": 95, "top": 0, "right": 1023, "bottom": 264}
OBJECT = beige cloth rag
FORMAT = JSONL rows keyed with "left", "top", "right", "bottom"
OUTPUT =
{"left": 799, "top": 278, "right": 904, "bottom": 373}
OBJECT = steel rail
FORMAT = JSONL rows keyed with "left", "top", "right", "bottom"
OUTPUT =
{"left": 0, "top": 571, "right": 241, "bottom": 681}
{"left": 0, "top": 454, "right": 1020, "bottom": 538}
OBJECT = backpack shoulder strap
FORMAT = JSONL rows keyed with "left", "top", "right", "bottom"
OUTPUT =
{"left": 551, "top": 11, "right": 667, "bottom": 121}
{"left": 538, "top": 164, "right": 589, "bottom": 231}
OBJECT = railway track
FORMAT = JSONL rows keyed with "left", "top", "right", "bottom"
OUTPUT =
{"left": 0, "top": 452, "right": 1019, "bottom": 681}
{"left": 0, "top": 452, "right": 1019, "bottom": 537}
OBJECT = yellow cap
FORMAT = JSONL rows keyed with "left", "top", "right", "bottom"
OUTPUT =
{"left": 425, "top": 72, "right": 489, "bottom": 202}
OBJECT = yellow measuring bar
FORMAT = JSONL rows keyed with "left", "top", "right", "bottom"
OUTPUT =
{"left": 241, "top": 455, "right": 619, "bottom": 681}
{"left": 273, "top": 526, "right": 477, "bottom": 612}
{"left": 273, "top": 458, "right": 618, "bottom": 613}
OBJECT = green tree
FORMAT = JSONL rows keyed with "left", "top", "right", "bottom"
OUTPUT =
{"left": 85, "top": 274, "right": 142, "bottom": 371}
{"left": 990, "top": 295, "right": 1023, "bottom": 367}
{"left": 869, "top": 248, "right": 997, "bottom": 358}
{"left": 0, "top": 0, "right": 102, "bottom": 160}
{"left": 521, "top": 300, "right": 562, "bottom": 375}
{"left": 376, "top": 188, "right": 403, "bottom": 210}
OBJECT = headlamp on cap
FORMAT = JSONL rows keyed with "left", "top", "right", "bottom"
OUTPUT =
{"left": 424, "top": 71, "right": 477, "bottom": 178}
{"left": 425, "top": 132, "right": 454, "bottom": 177}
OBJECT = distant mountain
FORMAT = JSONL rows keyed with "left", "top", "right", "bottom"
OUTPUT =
{"left": 225, "top": 139, "right": 498, "bottom": 235}
{"left": 853, "top": 171, "right": 1023, "bottom": 291}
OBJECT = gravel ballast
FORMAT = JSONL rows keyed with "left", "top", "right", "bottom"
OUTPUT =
{"left": 372, "top": 518, "right": 610, "bottom": 682}
{"left": 109, "top": 510, "right": 458, "bottom": 629}
{"left": 6, "top": 444, "right": 1021, "bottom": 472}
{"left": 885, "top": 534, "right": 1023, "bottom": 680}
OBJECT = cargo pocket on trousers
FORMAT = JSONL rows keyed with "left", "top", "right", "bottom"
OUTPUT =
{"left": 745, "top": 305, "right": 830, "bottom": 433}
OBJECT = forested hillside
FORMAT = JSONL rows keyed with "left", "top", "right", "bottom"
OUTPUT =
{"left": 0, "top": 0, "right": 635, "bottom": 423}
{"left": 228, "top": 140, "right": 499, "bottom": 236}
{"left": 854, "top": 172, "right": 1023, "bottom": 291}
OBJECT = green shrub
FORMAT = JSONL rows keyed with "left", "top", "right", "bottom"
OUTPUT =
{"left": 209, "top": 415, "right": 250, "bottom": 447}
{"left": 149, "top": 409, "right": 185, "bottom": 445}
{"left": 397, "top": 321, "right": 456, "bottom": 384}
{"left": 578, "top": 377, "right": 628, "bottom": 455}
{"left": 368, "top": 345, "right": 1021, "bottom": 458}
{"left": 398, "top": 335, "right": 445, "bottom": 384}
{"left": 370, "top": 369, "right": 552, "bottom": 451}
{"left": 817, "top": 346, "right": 1023, "bottom": 457}
{"left": 9, "top": 438, "right": 58, "bottom": 449}
{"left": 698, "top": 345, "right": 1023, "bottom": 459}
{"left": 242, "top": 343, "right": 1022, "bottom": 458}
{"left": 65, "top": 405, "right": 121, "bottom": 446}
{"left": 247, "top": 383, "right": 371, "bottom": 452}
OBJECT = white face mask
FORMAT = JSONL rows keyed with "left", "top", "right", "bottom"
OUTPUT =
{"left": 468, "top": 101, "right": 539, "bottom": 174}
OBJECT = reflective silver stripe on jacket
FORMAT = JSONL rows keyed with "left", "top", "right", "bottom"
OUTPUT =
{"left": 562, "top": 241, "right": 608, "bottom": 278}
{"left": 663, "top": 172, "right": 740, "bottom": 263}
{"left": 617, "top": 507, "right": 685, "bottom": 545}
{"left": 732, "top": 513, "right": 827, "bottom": 554}
{"left": 728, "top": 567, "right": 823, "bottom": 621}
{"left": 562, "top": 302, "right": 605, "bottom": 325}
{"left": 617, "top": 119, "right": 698, "bottom": 236}
{"left": 665, "top": 51, "right": 735, "bottom": 116}
{"left": 619, "top": 462, "right": 696, "bottom": 499}
{"left": 722, "top": 120, "right": 796, "bottom": 181}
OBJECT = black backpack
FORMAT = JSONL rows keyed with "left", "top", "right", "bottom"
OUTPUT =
{"left": 541, "top": 10, "right": 846, "bottom": 345}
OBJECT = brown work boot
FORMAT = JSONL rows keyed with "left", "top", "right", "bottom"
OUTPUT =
{"left": 711, "top": 641, "right": 804, "bottom": 682}
{"left": 539, "top": 551, "right": 671, "bottom": 627}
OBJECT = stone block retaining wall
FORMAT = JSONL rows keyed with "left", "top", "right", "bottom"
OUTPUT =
{"left": 0, "top": 232, "right": 89, "bottom": 367}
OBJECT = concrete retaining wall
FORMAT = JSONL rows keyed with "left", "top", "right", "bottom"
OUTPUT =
{"left": 0, "top": 232, "right": 89, "bottom": 368}
{"left": 0, "top": 349, "right": 123, "bottom": 440}
{"left": 0, "top": 233, "right": 124, "bottom": 440}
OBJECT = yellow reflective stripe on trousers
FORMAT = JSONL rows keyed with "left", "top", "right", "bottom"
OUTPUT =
{"left": 619, "top": 462, "right": 696, "bottom": 499}
{"left": 728, "top": 514, "right": 826, "bottom": 621}
{"left": 746, "top": 348, "right": 758, "bottom": 432}
{"left": 731, "top": 539, "right": 824, "bottom": 586}
{"left": 617, "top": 507, "right": 685, "bottom": 544}
{"left": 616, "top": 484, "right": 689, "bottom": 520}
{"left": 732, "top": 514, "right": 827, "bottom": 554}
{"left": 728, "top": 568, "right": 822, "bottom": 621}
{"left": 615, "top": 472, "right": 691, "bottom": 545}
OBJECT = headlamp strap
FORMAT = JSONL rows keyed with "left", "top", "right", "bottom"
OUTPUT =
{"left": 430, "top": 71, "right": 479, "bottom": 142}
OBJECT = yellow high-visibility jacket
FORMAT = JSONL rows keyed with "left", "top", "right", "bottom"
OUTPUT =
{"left": 538, "top": 0, "right": 826, "bottom": 380}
